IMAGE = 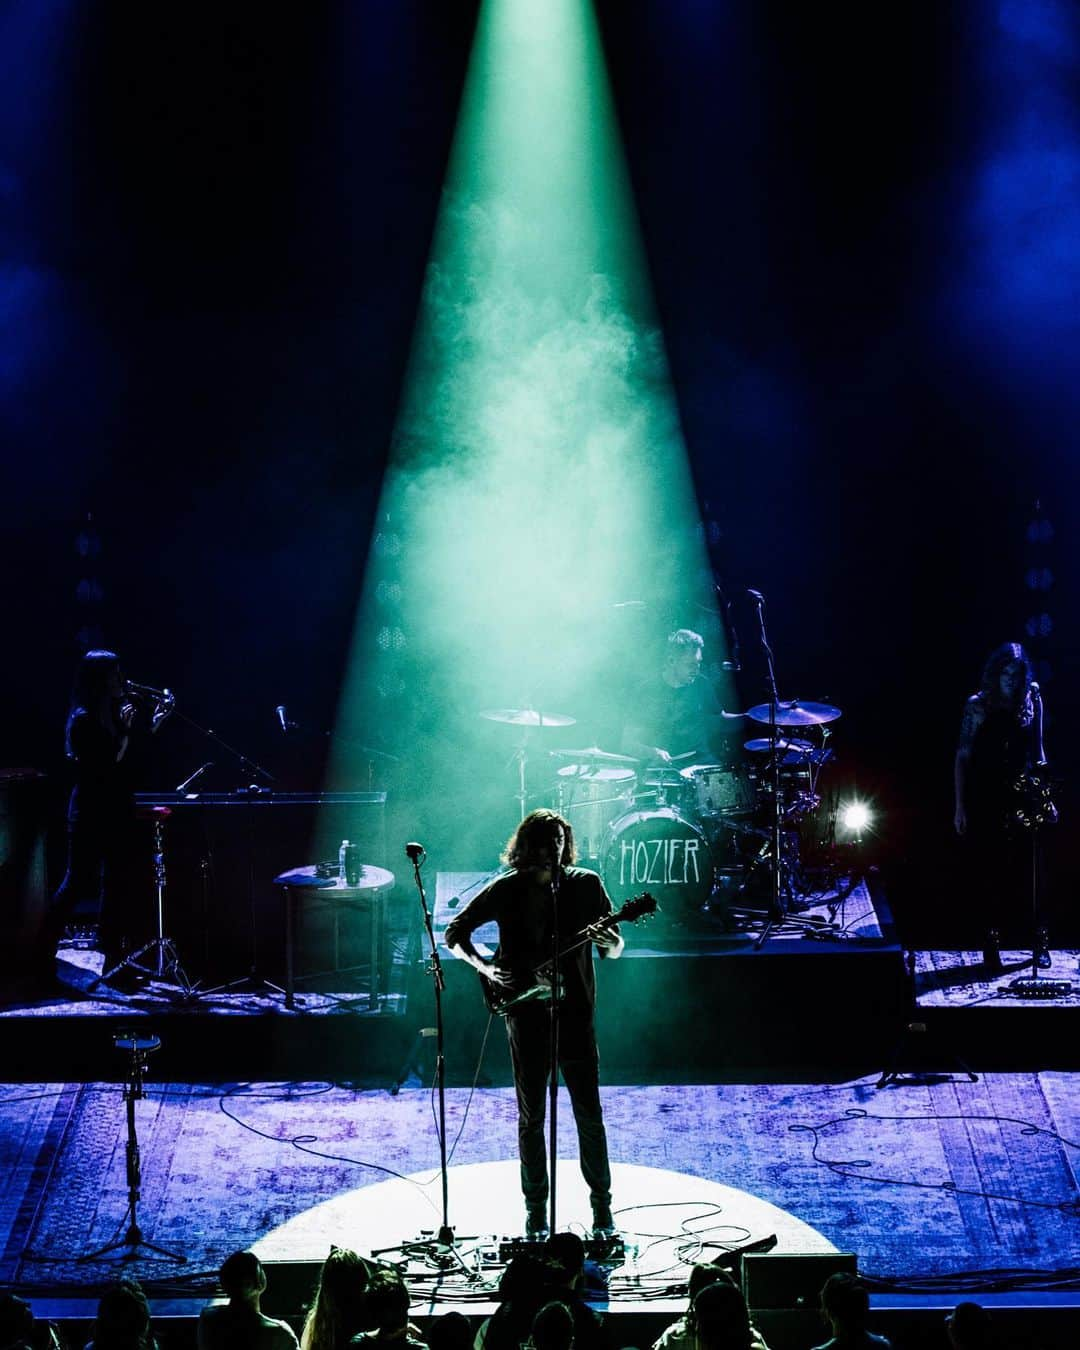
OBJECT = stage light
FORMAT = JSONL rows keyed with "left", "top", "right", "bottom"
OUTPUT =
{"left": 840, "top": 801, "right": 872, "bottom": 836}
{"left": 327, "top": 0, "right": 730, "bottom": 853}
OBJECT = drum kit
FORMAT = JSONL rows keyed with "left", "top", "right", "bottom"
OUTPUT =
{"left": 478, "top": 699, "right": 843, "bottom": 927}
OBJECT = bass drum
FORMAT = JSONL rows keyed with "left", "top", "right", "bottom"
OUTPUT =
{"left": 602, "top": 807, "right": 713, "bottom": 921}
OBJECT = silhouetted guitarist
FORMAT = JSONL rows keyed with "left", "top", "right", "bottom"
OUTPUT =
{"left": 445, "top": 809, "right": 622, "bottom": 1240}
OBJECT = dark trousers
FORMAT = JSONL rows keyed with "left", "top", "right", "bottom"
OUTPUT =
{"left": 506, "top": 1006, "right": 612, "bottom": 1212}
{"left": 965, "top": 821, "right": 1036, "bottom": 940}
{"left": 44, "top": 807, "right": 145, "bottom": 970}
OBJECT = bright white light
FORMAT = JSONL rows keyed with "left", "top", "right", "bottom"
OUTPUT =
{"left": 842, "top": 801, "right": 871, "bottom": 833}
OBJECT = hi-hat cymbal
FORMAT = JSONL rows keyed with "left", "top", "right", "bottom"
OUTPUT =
{"left": 479, "top": 708, "right": 576, "bottom": 728}
{"left": 744, "top": 737, "right": 814, "bottom": 755}
{"left": 745, "top": 701, "right": 842, "bottom": 727}
{"left": 549, "top": 746, "right": 637, "bottom": 765}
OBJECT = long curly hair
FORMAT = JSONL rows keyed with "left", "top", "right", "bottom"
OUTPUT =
{"left": 502, "top": 809, "right": 576, "bottom": 871}
{"left": 300, "top": 1247, "right": 373, "bottom": 1350}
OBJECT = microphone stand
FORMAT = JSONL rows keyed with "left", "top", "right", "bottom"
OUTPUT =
{"left": 756, "top": 595, "right": 783, "bottom": 931}
{"left": 169, "top": 707, "right": 278, "bottom": 788}
{"left": 167, "top": 708, "right": 284, "bottom": 1002}
{"left": 547, "top": 848, "right": 561, "bottom": 1237}
{"left": 393, "top": 843, "right": 475, "bottom": 1274}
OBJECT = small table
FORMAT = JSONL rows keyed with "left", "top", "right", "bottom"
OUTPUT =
{"left": 273, "top": 865, "right": 395, "bottom": 1011}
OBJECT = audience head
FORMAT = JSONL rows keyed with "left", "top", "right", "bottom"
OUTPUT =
{"left": 947, "top": 1300, "right": 992, "bottom": 1349}
{"left": 425, "top": 1311, "right": 473, "bottom": 1350}
{"left": 692, "top": 1281, "right": 752, "bottom": 1350}
{"left": 529, "top": 1301, "right": 574, "bottom": 1350}
{"left": 497, "top": 1253, "right": 559, "bottom": 1304}
{"left": 544, "top": 1232, "right": 586, "bottom": 1287}
{"left": 364, "top": 1268, "right": 410, "bottom": 1336}
{"left": 0, "top": 1294, "right": 34, "bottom": 1349}
{"left": 219, "top": 1249, "right": 266, "bottom": 1301}
{"left": 91, "top": 1279, "right": 154, "bottom": 1349}
{"left": 820, "top": 1272, "right": 870, "bottom": 1336}
{"left": 684, "top": 1265, "right": 735, "bottom": 1329}
{"left": 302, "top": 1246, "right": 373, "bottom": 1350}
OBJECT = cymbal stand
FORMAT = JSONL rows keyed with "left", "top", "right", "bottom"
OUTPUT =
{"left": 743, "top": 593, "right": 834, "bottom": 948}
{"left": 508, "top": 736, "right": 531, "bottom": 823}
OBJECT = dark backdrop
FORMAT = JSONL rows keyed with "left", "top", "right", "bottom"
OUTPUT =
{"left": 2, "top": 1, "right": 1076, "bottom": 943}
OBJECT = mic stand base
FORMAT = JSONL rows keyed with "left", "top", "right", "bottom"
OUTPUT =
{"left": 198, "top": 969, "right": 290, "bottom": 1004}
{"left": 372, "top": 1231, "right": 480, "bottom": 1278}
{"left": 77, "top": 1205, "right": 186, "bottom": 1265}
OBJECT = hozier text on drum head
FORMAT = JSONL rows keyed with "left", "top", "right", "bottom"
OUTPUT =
{"left": 617, "top": 834, "right": 703, "bottom": 887}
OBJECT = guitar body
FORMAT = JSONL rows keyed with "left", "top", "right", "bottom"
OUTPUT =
{"left": 477, "top": 892, "right": 657, "bottom": 1018}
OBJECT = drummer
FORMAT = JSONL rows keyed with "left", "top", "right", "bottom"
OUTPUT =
{"left": 622, "top": 629, "right": 730, "bottom": 766}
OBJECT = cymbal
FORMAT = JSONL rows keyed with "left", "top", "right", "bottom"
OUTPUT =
{"left": 745, "top": 701, "right": 842, "bottom": 727}
{"left": 549, "top": 746, "right": 637, "bottom": 765}
{"left": 479, "top": 708, "right": 576, "bottom": 728}
{"left": 744, "top": 737, "right": 814, "bottom": 755}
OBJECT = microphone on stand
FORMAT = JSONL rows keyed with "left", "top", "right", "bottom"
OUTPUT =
{"left": 747, "top": 588, "right": 765, "bottom": 604}
{"left": 176, "top": 762, "right": 213, "bottom": 794}
{"left": 405, "top": 841, "right": 425, "bottom": 863}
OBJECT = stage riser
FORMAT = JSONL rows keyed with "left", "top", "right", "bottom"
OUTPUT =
{"left": 414, "top": 945, "right": 912, "bottom": 1081}
{"left": 6, "top": 950, "right": 1080, "bottom": 1081}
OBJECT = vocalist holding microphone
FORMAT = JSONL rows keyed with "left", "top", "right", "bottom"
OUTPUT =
{"left": 35, "top": 649, "right": 174, "bottom": 993}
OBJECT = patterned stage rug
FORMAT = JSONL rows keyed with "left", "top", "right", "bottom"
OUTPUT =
{"left": 915, "top": 949, "right": 1080, "bottom": 1009}
{"left": 3, "top": 1074, "right": 1080, "bottom": 1291}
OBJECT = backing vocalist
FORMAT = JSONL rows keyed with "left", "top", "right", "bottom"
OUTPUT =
{"left": 35, "top": 649, "right": 173, "bottom": 992}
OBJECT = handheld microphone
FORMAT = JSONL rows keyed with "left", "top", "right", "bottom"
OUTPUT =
{"left": 405, "top": 841, "right": 425, "bottom": 862}
{"left": 276, "top": 705, "right": 289, "bottom": 733}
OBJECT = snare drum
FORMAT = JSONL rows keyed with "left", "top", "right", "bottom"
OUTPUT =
{"left": 679, "top": 763, "right": 755, "bottom": 817}
{"left": 556, "top": 764, "right": 637, "bottom": 861}
{"left": 602, "top": 807, "right": 713, "bottom": 918}
{"left": 639, "top": 767, "right": 694, "bottom": 813}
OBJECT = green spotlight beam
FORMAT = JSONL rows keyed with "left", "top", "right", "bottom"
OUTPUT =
{"left": 329, "top": 0, "right": 730, "bottom": 848}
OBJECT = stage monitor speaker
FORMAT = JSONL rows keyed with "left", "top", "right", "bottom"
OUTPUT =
{"left": 740, "top": 1251, "right": 857, "bottom": 1310}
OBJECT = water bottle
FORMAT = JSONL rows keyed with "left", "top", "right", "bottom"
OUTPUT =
{"left": 339, "top": 840, "right": 361, "bottom": 886}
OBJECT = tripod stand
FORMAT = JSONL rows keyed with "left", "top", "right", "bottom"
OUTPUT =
{"left": 739, "top": 593, "right": 837, "bottom": 947}
{"left": 78, "top": 1033, "right": 185, "bottom": 1264}
{"left": 92, "top": 809, "right": 199, "bottom": 1000}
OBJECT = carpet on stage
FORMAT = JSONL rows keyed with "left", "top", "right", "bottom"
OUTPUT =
{"left": 1, "top": 1075, "right": 1078, "bottom": 1290}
